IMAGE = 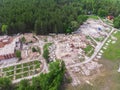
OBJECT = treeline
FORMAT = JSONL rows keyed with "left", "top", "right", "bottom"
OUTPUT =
{"left": 113, "top": 16, "right": 120, "bottom": 29}
{"left": 0, "top": 61, "right": 65, "bottom": 90}
{"left": 0, "top": 0, "right": 120, "bottom": 35}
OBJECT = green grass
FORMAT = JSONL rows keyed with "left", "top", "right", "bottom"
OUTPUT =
{"left": 23, "top": 72, "right": 29, "bottom": 77}
{"left": 84, "top": 45, "right": 94, "bottom": 56}
{"left": 28, "top": 62, "right": 33, "bottom": 65}
{"left": 16, "top": 74, "right": 22, "bottom": 79}
{"left": 34, "top": 60, "right": 40, "bottom": 64}
{"left": 3, "top": 66, "right": 14, "bottom": 72}
{"left": 23, "top": 63, "right": 28, "bottom": 67}
{"left": 86, "top": 36, "right": 97, "bottom": 46}
{"left": 8, "top": 76, "right": 14, "bottom": 80}
{"left": 30, "top": 65, "right": 34, "bottom": 70}
{"left": 103, "top": 31, "right": 120, "bottom": 60}
{"left": 16, "top": 65, "right": 22, "bottom": 68}
{"left": 88, "top": 48, "right": 94, "bottom": 57}
{"left": 30, "top": 71, "right": 34, "bottom": 75}
{"left": 84, "top": 45, "right": 92, "bottom": 53}
{"left": 94, "top": 37, "right": 104, "bottom": 42}
{"left": 43, "top": 43, "right": 52, "bottom": 63}
{"left": 1, "top": 60, "right": 41, "bottom": 80}
{"left": 16, "top": 69, "right": 22, "bottom": 73}
{"left": 6, "top": 71, "right": 14, "bottom": 76}
{"left": 23, "top": 67, "right": 29, "bottom": 71}
{"left": 88, "top": 15, "right": 98, "bottom": 19}
{"left": 35, "top": 64, "right": 40, "bottom": 69}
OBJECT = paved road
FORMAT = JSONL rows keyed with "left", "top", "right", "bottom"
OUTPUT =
{"left": 67, "top": 28, "right": 115, "bottom": 68}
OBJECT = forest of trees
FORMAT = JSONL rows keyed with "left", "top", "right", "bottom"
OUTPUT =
{"left": 0, "top": 61, "right": 65, "bottom": 90}
{"left": 113, "top": 16, "right": 120, "bottom": 28}
{"left": 0, "top": 0, "right": 120, "bottom": 35}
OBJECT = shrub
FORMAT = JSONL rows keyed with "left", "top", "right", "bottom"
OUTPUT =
{"left": 15, "top": 50, "right": 21, "bottom": 60}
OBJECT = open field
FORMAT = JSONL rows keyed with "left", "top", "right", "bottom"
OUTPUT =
{"left": 65, "top": 59, "right": 120, "bottom": 90}
{"left": 103, "top": 31, "right": 120, "bottom": 60}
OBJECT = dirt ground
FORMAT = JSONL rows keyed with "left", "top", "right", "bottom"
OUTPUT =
{"left": 64, "top": 58, "right": 120, "bottom": 90}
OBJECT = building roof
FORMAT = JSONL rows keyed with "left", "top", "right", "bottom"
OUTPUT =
{"left": 107, "top": 16, "right": 114, "bottom": 20}
{"left": 0, "top": 53, "right": 15, "bottom": 61}
{"left": 0, "top": 42, "right": 4, "bottom": 48}
{"left": 0, "top": 37, "right": 13, "bottom": 48}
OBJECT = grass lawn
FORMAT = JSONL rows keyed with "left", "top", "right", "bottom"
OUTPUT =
{"left": 8, "top": 76, "right": 14, "bottom": 80}
{"left": 83, "top": 45, "right": 94, "bottom": 57}
{"left": 16, "top": 65, "right": 22, "bottom": 68}
{"left": 88, "top": 48, "right": 94, "bottom": 57}
{"left": 23, "top": 67, "right": 29, "bottom": 71}
{"left": 84, "top": 45, "right": 92, "bottom": 53}
{"left": 16, "top": 69, "right": 22, "bottom": 73}
{"left": 35, "top": 64, "right": 40, "bottom": 69}
{"left": 16, "top": 74, "right": 22, "bottom": 79}
{"left": 23, "top": 72, "right": 29, "bottom": 77}
{"left": 88, "top": 15, "right": 99, "bottom": 19}
{"left": 3, "top": 66, "right": 14, "bottom": 72}
{"left": 103, "top": 31, "right": 120, "bottom": 60}
{"left": 6, "top": 71, "right": 14, "bottom": 76}
{"left": 65, "top": 58, "right": 120, "bottom": 90}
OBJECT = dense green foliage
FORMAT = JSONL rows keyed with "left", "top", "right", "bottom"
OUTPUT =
{"left": 17, "top": 79, "right": 31, "bottom": 90}
{"left": 0, "top": 78, "right": 13, "bottom": 90}
{"left": 1, "top": 24, "right": 8, "bottom": 34}
{"left": 32, "top": 47, "right": 37, "bottom": 52}
{"left": 113, "top": 16, "right": 120, "bottom": 28}
{"left": 84, "top": 45, "right": 92, "bottom": 53}
{"left": 20, "top": 37, "right": 26, "bottom": 43}
{"left": 0, "top": 61, "right": 65, "bottom": 90}
{"left": 15, "top": 50, "right": 21, "bottom": 59}
{"left": 38, "top": 61, "right": 65, "bottom": 90}
{"left": 0, "top": 0, "right": 120, "bottom": 35}
{"left": 43, "top": 43, "right": 52, "bottom": 63}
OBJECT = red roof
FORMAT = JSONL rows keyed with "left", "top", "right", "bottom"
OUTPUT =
{"left": 0, "top": 53, "right": 15, "bottom": 61}
{"left": 0, "top": 42, "right": 4, "bottom": 48}
{"left": 0, "top": 37, "right": 13, "bottom": 48}
{"left": 107, "top": 16, "right": 114, "bottom": 20}
{"left": 0, "top": 55, "right": 5, "bottom": 60}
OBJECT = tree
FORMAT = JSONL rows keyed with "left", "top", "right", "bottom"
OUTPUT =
{"left": 1, "top": 24, "right": 8, "bottom": 34}
{"left": 0, "top": 0, "right": 119, "bottom": 34}
{"left": 43, "top": 43, "right": 52, "bottom": 63}
{"left": 0, "top": 78, "right": 12, "bottom": 90}
{"left": 113, "top": 16, "right": 120, "bottom": 28}
{"left": 20, "top": 37, "right": 26, "bottom": 43}
{"left": 15, "top": 50, "right": 21, "bottom": 60}
{"left": 77, "top": 15, "right": 88, "bottom": 25}
{"left": 31, "top": 77, "right": 41, "bottom": 90}
{"left": 17, "top": 79, "right": 30, "bottom": 90}
{"left": 39, "top": 61, "right": 65, "bottom": 90}
{"left": 32, "top": 47, "right": 37, "bottom": 52}
{"left": 0, "top": 60, "right": 65, "bottom": 90}
{"left": 98, "top": 9, "right": 108, "bottom": 17}
{"left": 65, "top": 28, "right": 72, "bottom": 34}
{"left": 70, "top": 21, "right": 79, "bottom": 31}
